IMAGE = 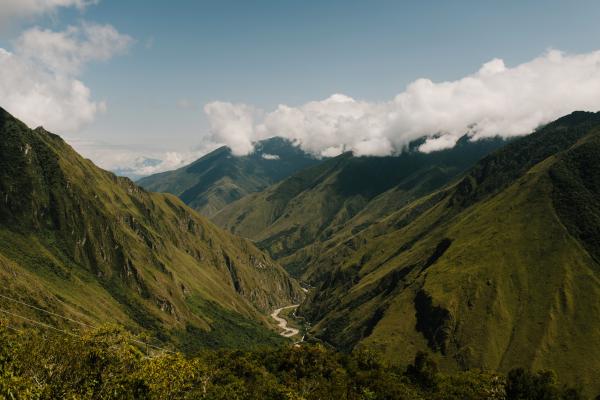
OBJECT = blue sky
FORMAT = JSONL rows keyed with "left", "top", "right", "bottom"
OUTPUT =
{"left": 2, "top": 1, "right": 600, "bottom": 174}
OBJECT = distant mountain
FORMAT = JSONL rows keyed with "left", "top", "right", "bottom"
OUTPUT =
{"left": 113, "top": 157, "right": 162, "bottom": 181}
{"left": 0, "top": 108, "right": 303, "bottom": 351}
{"left": 296, "top": 112, "right": 600, "bottom": 394}
{"left": 138, "top": 137, "right": 322, "bottom": 217}
{"left": 213, "top": 136, "right": 507, "bottom": 277}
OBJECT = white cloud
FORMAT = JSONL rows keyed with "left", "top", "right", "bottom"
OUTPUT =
{"left": 0, "top": 0, "right": 97, "bottom": 23}
{"left": 205, "top": 49, "right": 600, "bottom": 157}
{"left": 261, "top": 153, "right": 280, "bottom": 160}
{"left": 15, "top": 22, "right": 133, "bottom": 75}
{"left": 0, "top": 22, "right": 132, "bottom": 133}
{"left": 204, "top": 101, "right": 259, "bottom": 156}
{"left": 0, "top": 48, "right": 104, "bottom": 131}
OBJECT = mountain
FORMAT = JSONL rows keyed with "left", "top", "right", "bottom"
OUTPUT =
{"left": 212, "top": 136, "right": 507, "bottom": 277}
{"left": 0, "top": 108, "right": 304, "bottom": 351}
{"left": 137, "top": 137, "right": 322, "bottom": 217}
{"left": 112, "top": 157, "right": 162, "bottom": 181}
{"left": 297, "top": 111, "right": 600, "bottom": 393}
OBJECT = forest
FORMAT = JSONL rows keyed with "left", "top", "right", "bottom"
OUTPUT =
{"left": 0, "top": 323, "right": 585, "bottom": 400}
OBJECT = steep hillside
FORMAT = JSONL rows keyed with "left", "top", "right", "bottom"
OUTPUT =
{"left": 0, "top": 108, "right": 304, "bottom": 351}
{"left": 213, "top": 137, "right": 506, "bottom": 276}
{"left": 138, "top": 137, "right": 321, "bottom": 217}
{"left": 298, "top": 111, "right": 600, "bottom": 393}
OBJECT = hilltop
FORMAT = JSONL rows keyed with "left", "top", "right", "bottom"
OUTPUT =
{"left": 138, "top": 137, "right": 321, "bottom": 217}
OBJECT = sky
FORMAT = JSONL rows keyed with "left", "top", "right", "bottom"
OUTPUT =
{"left": 2, "top": 0, "right": 600, "bottom": 176}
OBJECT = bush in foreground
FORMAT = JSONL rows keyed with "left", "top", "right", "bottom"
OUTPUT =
{"left": 0, "top": 323, "right": 586, "bottom": 399}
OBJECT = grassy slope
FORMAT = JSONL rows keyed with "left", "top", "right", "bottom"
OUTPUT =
{"left": 138, "top": 137, "right": 321, "bottom": 217}
{"left": 213, "top": 137, "right": 506, "bottom": 277}
{"left": 299, "top": 112, "right": 600, "bottom": 393}
{"left": 0, "top": 108, "right": 304, "bottom": 350}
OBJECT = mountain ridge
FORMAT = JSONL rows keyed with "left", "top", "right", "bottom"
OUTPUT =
{"left": 297, "top": 111, "right": 600, "bottom": 393}
{"left": 138, "top": 137, "right": 322, "bottom": 217}
{"left": 0, "top": 107, "right": 304, "bottom": 351}
{"left": 212, "top": 136, "right": 508, "bottom": 277}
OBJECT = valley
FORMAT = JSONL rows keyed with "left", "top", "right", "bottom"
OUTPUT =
{"left": 0, "top": 108, "right": 304, "bottom": 351}
{"left": 270, "top": 305, "right": 300, "bottom": 338}
{"left": 0, "top": 107, "right": 600, "bottom": 396}
{"left": 0, "top": 107, "right": 596, "bottom": 397}
{"left": 3, "top": 2, "right": 599, "bottom": 397}
{"left": 135, "top": 111, "right": 600, "bottom": 395}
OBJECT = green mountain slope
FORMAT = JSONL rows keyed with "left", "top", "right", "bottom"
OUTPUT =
{"left": 298, "top": 111, "right": 600, "bottom": 393}
{"left": 0, "top": 108, "right": 304, "bottom": 351}
{"left": 137, "top": 137, "right": 321, "bottom": 217}
{"left": 213, "top": 137, "right": 506, "bottom": 277}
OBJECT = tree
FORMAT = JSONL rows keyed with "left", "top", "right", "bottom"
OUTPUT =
{"left": 405, "top": 351, "right": 438, "bottom": 390}
{"left": 505, "top": 368, "right": 583, "bottom": 400}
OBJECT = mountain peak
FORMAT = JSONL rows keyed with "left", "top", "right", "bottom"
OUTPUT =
{"left": 138, "top": 136, "right": 322, "bottom": 217}
{"left": 0, "top": 106, "right": 17, "bottom": 128}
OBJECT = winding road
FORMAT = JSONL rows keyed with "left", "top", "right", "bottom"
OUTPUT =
{"left": 271, "top": 305, "right": 300, "bottom": 337}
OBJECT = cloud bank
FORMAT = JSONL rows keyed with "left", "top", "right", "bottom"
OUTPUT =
{"left": 205, "top": 50, "right": 600, "bottom": 157}
{"left": 0, "top": 22, "right": 133, "bottom": 133}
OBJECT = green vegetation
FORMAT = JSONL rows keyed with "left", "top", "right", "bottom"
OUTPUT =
{"left": 0, "top": 107, "right": 303, "bottom": 350}
{"left": 174, "top": 296, "right": 287, "bottom": 352}
{"left": 0, "top": 323, "right": 586, "bottom": 399}
{"left": 295, "top": 112, "right": 600, "bottom": 395}
{"left": 3, "top": 104, "right": 600, "bottom": 397}
{"left": 212, "top": 136, "right": 506, "bottom": 277}
{"left": 138, "top": 137, "right": 321, "bottom": 217}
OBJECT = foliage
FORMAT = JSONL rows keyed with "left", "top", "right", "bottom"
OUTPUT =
{"left": 0, "top": 324, "right": 588, "bottom": 400}
{"left": 505, "top": 369, "right": 584, "bottom": 400}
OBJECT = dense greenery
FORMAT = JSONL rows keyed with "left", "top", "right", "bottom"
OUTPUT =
{"left": 0, "top": 324, "right": 585, "bottom": 399}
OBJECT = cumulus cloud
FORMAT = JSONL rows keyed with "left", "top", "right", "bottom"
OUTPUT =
{"left": 205, "top": 50, "right": 600, "bottom": 157}
{"left": 204, "top": 101, "right": 260, "bottom": 156}
{"left": 0, "top": 48, "right": 104, "bottom": 131}
{"left": 15, "top": 23, "right": 133, "bottom": 75}
{"left": 261, "top": 153, "right": 280, "bottom": 160}
{"left": 0, "top": 0, "right": 97, "bottom": 24}
{"left": 0, "top": 22, "right": 133, "bottom": 133}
